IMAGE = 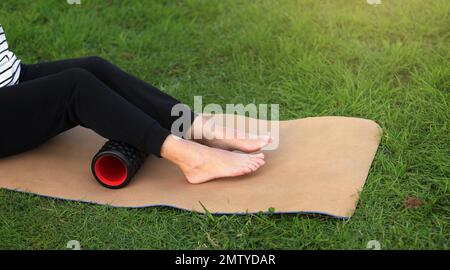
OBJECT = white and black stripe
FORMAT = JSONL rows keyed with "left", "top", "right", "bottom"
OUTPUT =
{"left": 0, "top": 24, "right": 21, "bottom": 88}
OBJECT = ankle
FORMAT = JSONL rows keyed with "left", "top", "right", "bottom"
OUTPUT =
{"left": 160, "top": 135, "right": 204, "bottom": 168}
{"left": 160, "top": 135, "right": 185, "bottom": 161}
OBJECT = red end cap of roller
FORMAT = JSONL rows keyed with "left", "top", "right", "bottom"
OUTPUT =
{"left": 94, "top": 155, "right": 128, "bottom": 187}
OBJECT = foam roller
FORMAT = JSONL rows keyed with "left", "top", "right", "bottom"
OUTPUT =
{"left": 91, "top": 140, "right": 148, "bottom": 189}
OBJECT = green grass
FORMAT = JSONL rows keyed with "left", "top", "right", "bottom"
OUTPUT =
{"left": 0, "top": 0, "right": 449, "bottom": 250}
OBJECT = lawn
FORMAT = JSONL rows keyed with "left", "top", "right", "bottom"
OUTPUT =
{"left": 0, "top": 0, "right": 448, "bottom": 250}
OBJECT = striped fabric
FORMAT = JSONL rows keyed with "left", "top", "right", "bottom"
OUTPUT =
{"left": 0, "top": 24, "right": 21, "bottom": 88}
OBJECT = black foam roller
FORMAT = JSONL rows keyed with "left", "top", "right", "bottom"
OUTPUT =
{"left": 91, "top": 140, "right": 148, "bottom": 189}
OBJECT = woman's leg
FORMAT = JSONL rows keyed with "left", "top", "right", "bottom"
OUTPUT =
{"left": 21, "top": 57, "right": 272, "bottom": 152}
{"left": 20, "top": 57, "right": 194, "bottom": 132}
{"left": 0, "top": 68, "right": 170, "bottom": 157}
{"left": 0, "top": 68, "right": 265, "bottom": 183}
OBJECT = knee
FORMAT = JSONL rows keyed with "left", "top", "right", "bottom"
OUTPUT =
{"left": 84, "top": 56, "right": 110, "bottom": 69}
{"left": 62, "top": 68, "right": 104, "bottom": 98}
{"left": 64, "top": 67, "right": 94, "bottom": 81}
{"left": 61, "top": 68, "right": 98, "bottom": 91}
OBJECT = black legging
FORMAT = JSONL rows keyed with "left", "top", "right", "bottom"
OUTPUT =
{"left": 0, "top": 56, "right": 196, "bottom": 158}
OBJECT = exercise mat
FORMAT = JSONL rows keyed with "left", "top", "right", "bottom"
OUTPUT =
{"left": 0, "top": 115, "right": 382, "bottom": 218}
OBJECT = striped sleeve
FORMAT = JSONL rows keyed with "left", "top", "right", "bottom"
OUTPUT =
{"left": 0, "top": 24, "right": 22, "bottom": 88}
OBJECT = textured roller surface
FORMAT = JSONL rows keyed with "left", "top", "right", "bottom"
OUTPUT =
{"left": 92, "top": 140, "right": 148, "bottom": 189}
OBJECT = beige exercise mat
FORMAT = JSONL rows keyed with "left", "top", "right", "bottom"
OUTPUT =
{"left": 0, "top": 115, "right": 382, "bottom": 218}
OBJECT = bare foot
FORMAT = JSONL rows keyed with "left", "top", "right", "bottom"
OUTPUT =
{"left": 188, "top": 115, "right": 272, "bottom": 153}
{"left": 161, "top": 135, "right": 265, "bottom": 184}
